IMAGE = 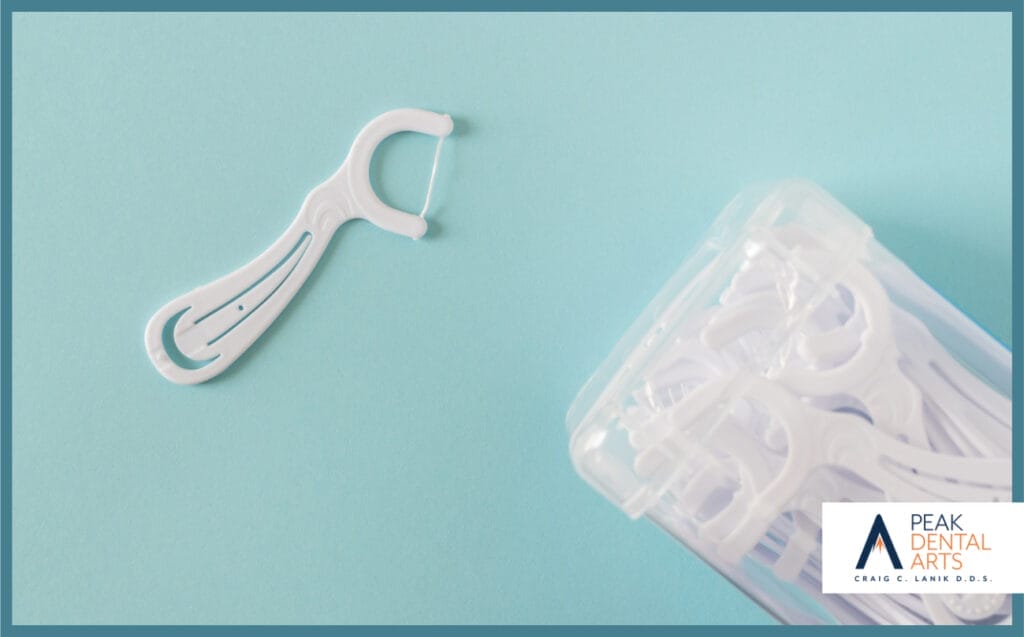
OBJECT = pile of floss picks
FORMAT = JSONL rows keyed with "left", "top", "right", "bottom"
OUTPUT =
{"left": 145, "top": 108, "right": 452, "bottom": 384}
{"left": 567, "top": 180, "right": 1011, "bottom": 625}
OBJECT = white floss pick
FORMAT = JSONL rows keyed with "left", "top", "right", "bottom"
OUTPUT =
{"left": 566, "top": 180, "right": 1011, "bottom": 625}
{"left": 145, "top": 108, "right": 453, "bottom": 384}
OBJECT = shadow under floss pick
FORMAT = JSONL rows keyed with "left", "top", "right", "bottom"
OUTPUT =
{"left": 145, "top": 108, "right": 453, "bottom": 384}
{"left": 567, "top": 180, "right": 1011, "bottom": 626}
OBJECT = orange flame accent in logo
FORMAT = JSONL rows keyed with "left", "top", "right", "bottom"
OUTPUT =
{"left": 875, "top": 536, "right": 885, "bottom": 552}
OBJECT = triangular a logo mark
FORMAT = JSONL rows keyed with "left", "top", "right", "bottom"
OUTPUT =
{"left": 855, "top": 514, "right": 903, "bottom": 569}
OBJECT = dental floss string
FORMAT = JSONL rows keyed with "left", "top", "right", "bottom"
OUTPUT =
{"left": 420, "top": 136, "right": 446, "bottom": 220}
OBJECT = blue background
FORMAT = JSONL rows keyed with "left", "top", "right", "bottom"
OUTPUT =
{"left": 10, "top": 12, "right": 1011, "bottom": 625}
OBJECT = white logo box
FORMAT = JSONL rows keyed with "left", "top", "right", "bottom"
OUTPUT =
{"left": 822, "top": 502, "right": 1024, "bottom": 594}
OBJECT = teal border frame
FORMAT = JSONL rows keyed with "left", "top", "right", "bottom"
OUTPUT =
{"left": 0, "top": 2, "right": 1020, "bottom": 634}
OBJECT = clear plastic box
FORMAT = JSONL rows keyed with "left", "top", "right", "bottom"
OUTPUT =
{"left": 566, "top": 180, "right": 1011, "bottom": 625}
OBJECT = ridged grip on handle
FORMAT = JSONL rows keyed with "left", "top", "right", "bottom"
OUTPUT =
{"left": 144, "top": 200, "right": 337, "bottom": 385}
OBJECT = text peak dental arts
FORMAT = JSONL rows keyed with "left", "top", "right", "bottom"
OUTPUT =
{"left": 853, "top": 513, "right": 992, "bottom": 583}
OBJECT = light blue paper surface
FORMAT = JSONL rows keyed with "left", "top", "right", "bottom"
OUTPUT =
{"left": 11, "top": 12, "right": 1011, "bottom": 624}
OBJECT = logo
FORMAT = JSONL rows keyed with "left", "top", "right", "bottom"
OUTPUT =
{"left": 822, "top": 503, "right": 1023, "bottom": 594}
{"left": 855, "top": 514, "right": 903, "bottom": 570}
